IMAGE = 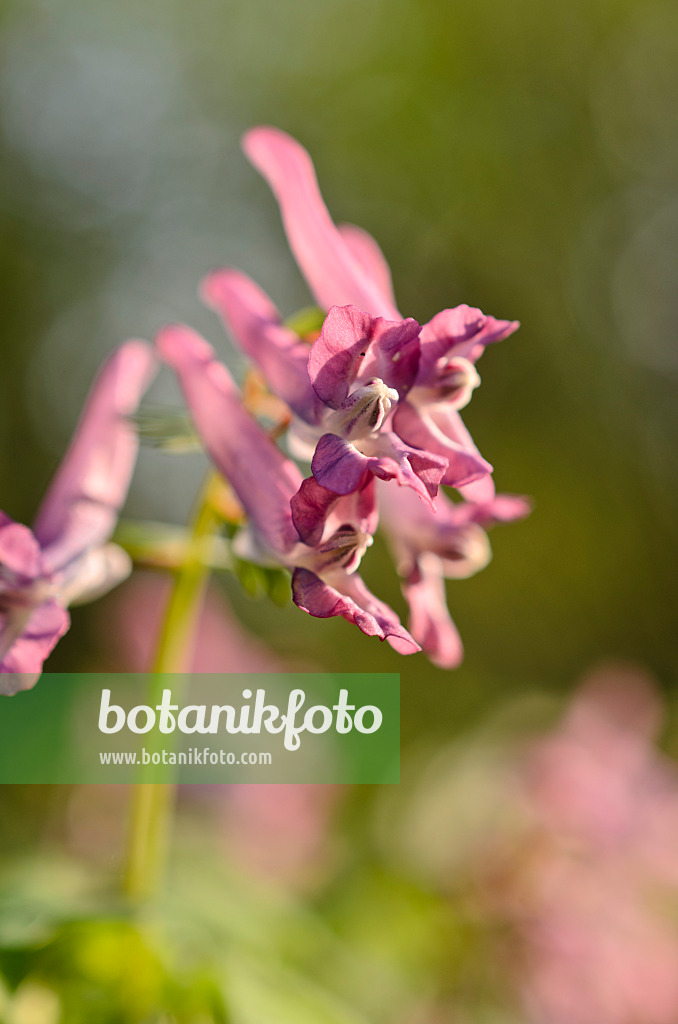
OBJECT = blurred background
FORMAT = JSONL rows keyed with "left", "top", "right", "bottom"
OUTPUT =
{"left": 0, "top": 0, "right": 677, "bottom": 1020}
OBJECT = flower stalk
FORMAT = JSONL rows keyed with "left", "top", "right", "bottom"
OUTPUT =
{"left": 123, "top": 472, "right": 222, "bottom": 903}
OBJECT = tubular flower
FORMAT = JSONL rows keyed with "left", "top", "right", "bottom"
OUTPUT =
{"left": 379, "top": 484, "right": 531, "bottom": 668}
{"left": 191, "top": 127, "right": 530, "bottom": 666}
{"left": 155, "top": 325, "right": 420, "bottom": 655}
{"left": 235, "top": 125, "right": 520, "bottom": 496}
{"left": 0, "top": 341, "right": 156, "bottom": 694}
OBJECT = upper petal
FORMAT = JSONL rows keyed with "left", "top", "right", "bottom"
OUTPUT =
{"left": 337, "top": 223, "right": 397, "bottom": 310}
{"left": 156, "top": 325, "right": 302, "bottom": 556}
{"left": 309, "top": 305, "right": 420, "bottom": 409}
{"left": 242, "top": 127, "right": 400, "bottom": 319}
{"left": 291, "top": 567, "right": 420, "bottom": 655}
{"left": 202, "top": 268, "right": 320, "bottom": 423}
{"left": 33, "top": 340, "right": 156, "bottom": 574}
{"left": 418, "top": 305, "right": 519, "bottom": 384}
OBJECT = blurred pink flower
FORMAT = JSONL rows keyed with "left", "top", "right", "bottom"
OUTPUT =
{"left": 223, "top": 783, "right": 342, "bottom": 890}
{"left": 0, "top": 341, "right": 155, "bottom": 693}
{"left": 486, "top": 665, "right": 678, "bottom": 1024}
{"left": 106, "top": 572, "right": 281, "bottom": 674}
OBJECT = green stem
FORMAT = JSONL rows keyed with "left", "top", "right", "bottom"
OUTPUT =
{"left": 123, "top": 473, "right": 221, "bottom": 903}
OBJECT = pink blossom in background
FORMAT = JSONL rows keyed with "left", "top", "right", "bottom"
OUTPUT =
{"left": 0, "top": 340, "right": 155, "bottom": 694}
{"left": 106, "top": 572, "right": 281, "bottom": 674}
{"left": 485, "top": 664, "right": 678, "bottom": 1024}
{"left": 223, "top": 783, "right": 342, "bottom": 890}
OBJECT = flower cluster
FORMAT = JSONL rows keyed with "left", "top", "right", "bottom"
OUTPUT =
{"left": 1, "top": 127, "right": 529, "bottom": 691}
{"left": 158, "top": 127, "right": 529, "bottom": 666}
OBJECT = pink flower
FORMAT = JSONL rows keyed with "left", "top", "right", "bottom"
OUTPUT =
{"left": 204, "top": 274, "right": 451, "bottom": 508}
{"left": 379, "top": 485, "right": 530, "bottom": 667}
{"left": 0, "top": 341, "right": 156, "bottom": 694}
{"left": 106, "top": 573, "right": 283, "bottom": 674}
{"left": 222, "top": 783, "right": 342, "bottom": 890}
{"left": 238, "top": 125, "right": 520, "bottom": 498}
{"left": 193, "top": 128, "right": 529, "bottom": 665}
{"left": 483, "top": 667, "right": 678, "bottom": 1024}
{"left": 156, "top": 325, "right": 419, "bottom": 654}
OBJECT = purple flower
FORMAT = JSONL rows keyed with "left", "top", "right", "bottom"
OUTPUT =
{"left": 156, "top": 325, "right": 420, "bottom": 655}
{"left": 240, "top": 125, "right": 520, "bottom": 497}
{"left": 204, "top": 273, "right": 450, "bottom": 509}
{"left": 305, "top": 304, "right": 450, "bottom": 506}
{"left": 175, "top": 128, "right": 528, "bottom": 667}
{"left": 393, "top": 306, "right": 519, "bottom": 497}
{"left": 0, "top": 341, "right": 156, "bottom": 694}
{"left": 379, "top": 484, "right": 530, "bottom": 667}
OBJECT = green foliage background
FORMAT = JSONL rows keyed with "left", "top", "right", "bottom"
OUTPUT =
{"left": 0, "top": 0, "right": 676, "bottom": 1019}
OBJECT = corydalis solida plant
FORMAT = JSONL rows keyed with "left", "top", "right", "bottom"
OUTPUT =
{"left": 158, "top": 127, "right": 529, "bottom": 667}
{"left": 0, "top": 126, "right": 529, "bottom": 688}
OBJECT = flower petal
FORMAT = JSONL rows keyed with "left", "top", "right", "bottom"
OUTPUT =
{"left": 337, "top": 223, "right": 397, "bottom": 310}
{"left": 243, "top": 127, "right": 400, "bottom": 319}
{"left": 202, "top": 268, "right": 320, "bottom": 423}
{"left": 156, "top": 325, "right": 302, "bottom": 556}
{"left": 292, "top": 567, "right": 420, "bottom": 654}
{"left": 466, "top": 493, "right": 532, "bottom": 525}
{"left": 311, "top": 434, "right": 371, "bottom": 495}
{"left": 291, "top": 475, "right": 378, "bottom": 547}
{"left": 309, "top": 305, "right": 420, "bottom": 409}
{"left": 0, "top": 514, "right": 43, "bottom": 582}
{"left": 393, "top": 400, "right": 493, "bottom": 488}
{"left": 290, "top": 477, "right": 345, "bottom": 546}
{"left": 0, "top": 600, "right": 70, "bottom": 693}
{"left": 33, "top": 340, "right": 156, "bottom": 573}
{"left": 418, "top": 305, "right": 519, "bottom": 384}
{"left": 311, "top": 431, "right": 446, "bottom": 507}
{"left": 403, "top": 558, "right": 464, "bottom": 669}
{"left": 456, "top": 475, "right": 497, "bottom": 503}
{"left": 59, "top": 543, "right": 133, "bottom": 607}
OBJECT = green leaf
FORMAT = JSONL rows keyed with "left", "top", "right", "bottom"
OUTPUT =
{"left": 284, "top": 307, "right": 325, "bottom": 337}
{"left": 134, "top": 408, "right": 202, "bottom": 453}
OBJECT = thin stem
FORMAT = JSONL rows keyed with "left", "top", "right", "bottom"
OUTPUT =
{"left": 123, "top": 472, "right": 222, "bottom": 903}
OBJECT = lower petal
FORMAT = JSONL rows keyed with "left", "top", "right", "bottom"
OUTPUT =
{"left": 292, "top": 567, "right": 420, "bottom": 654}
{"left": 0, "top": 601, "right": 70, "bottom": 693}
{"left": 403, "top": 559, "right": 464, "bottom": 670}
{"left": 311, "top": 431, "right": 447, "bottom": 508}
{"left": 311, "top": 434, "right": 372, "bottom": 495}
{"left": 393, "top": 400, "right": 493, "bottom": 488}
{"left": 291, "top": 476, "right": 378, "bottom": 547}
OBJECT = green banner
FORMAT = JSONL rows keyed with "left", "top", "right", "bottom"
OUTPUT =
{"left": 0, "top": 673, "right": 400, "bottom": 784}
